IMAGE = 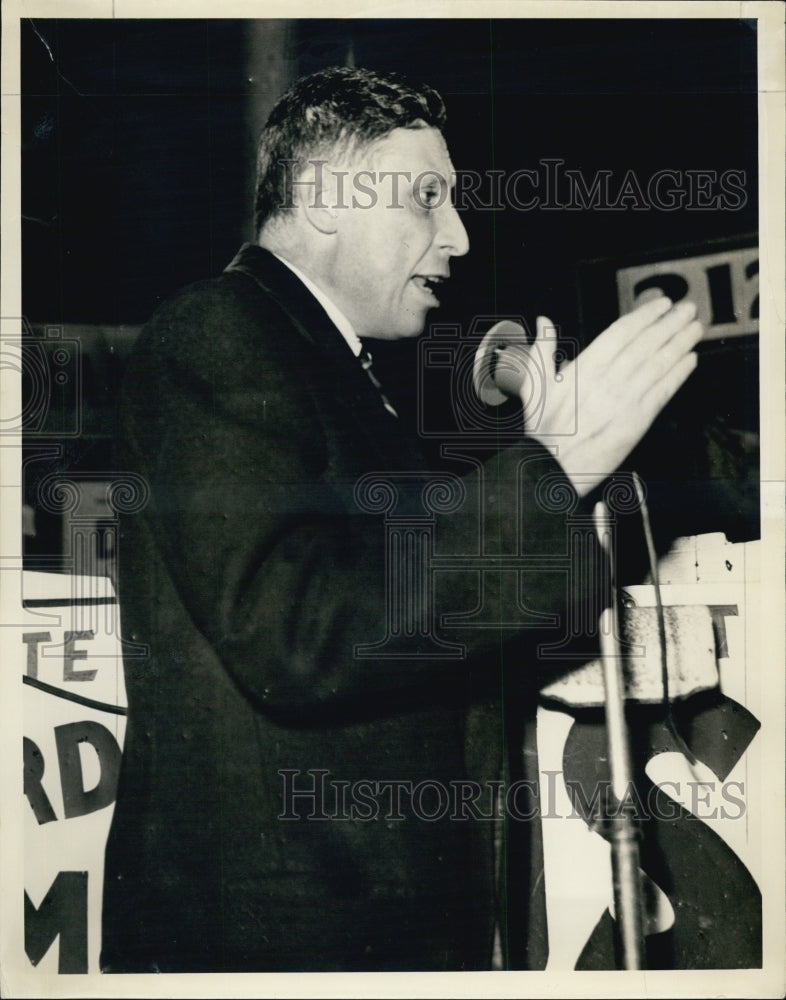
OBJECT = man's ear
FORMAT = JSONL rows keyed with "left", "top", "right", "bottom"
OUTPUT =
{"left": 299, "top": 160, "right": 340, "bottom": 235}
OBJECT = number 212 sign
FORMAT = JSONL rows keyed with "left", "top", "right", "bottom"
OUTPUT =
{"left": 617, "top": 246, "right": 758, "bottom": 340}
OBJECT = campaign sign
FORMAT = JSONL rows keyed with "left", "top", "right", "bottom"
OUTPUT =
{"left": 22, "top": 571, "right": 126, "bottom": 974}
{"left": 536, "top": 535, "right": 762, "bottom": 970}
{"left": 18, "top": 539, "right": 762, "bottom": 974}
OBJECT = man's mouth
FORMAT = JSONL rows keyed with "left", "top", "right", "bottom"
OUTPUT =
{"left": 412, "top": 274, "right": 447, "bottom": 303}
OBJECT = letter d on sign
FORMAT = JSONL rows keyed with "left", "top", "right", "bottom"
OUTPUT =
{"left": 54, "top": 721, "right": 121, "bottom": 820}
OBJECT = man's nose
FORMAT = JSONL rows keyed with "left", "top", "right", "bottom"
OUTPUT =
{"left": 438, "top": 203, "right": 470, "bottom": 257}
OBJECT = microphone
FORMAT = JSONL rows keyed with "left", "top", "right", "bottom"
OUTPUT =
{"left": 471, "top": 320, "right": 534, "bottom": 407}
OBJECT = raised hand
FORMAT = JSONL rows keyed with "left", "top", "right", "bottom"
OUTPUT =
{"left": 524, "top": 297, "right": 703, "bottom": 497}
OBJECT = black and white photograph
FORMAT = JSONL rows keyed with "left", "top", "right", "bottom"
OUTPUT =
{"left": 1, "top": 2, "right": 784, "bottom": 997}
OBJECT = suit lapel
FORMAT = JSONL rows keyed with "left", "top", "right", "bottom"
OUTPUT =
{"left": 224, "top": 244, "right": 427, "bottom": 472}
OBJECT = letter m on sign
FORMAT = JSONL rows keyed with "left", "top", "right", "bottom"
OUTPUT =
{"left": 25, "top": 871, "right": 88, "bottom": 973}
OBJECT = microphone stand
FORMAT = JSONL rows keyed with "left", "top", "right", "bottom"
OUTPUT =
{"left": 593, "top": 500, "right": 646, "bottom": 971}
{"left": 471, "top": 322, "right": 647, "bottom": 966}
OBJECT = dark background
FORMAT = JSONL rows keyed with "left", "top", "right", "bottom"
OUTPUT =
{"left": 21, "top": 17, "right": 760, "bottom": 564}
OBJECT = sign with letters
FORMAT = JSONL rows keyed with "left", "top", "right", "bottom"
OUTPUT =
{"left": 22, "top": 571, "right": 126, "bottom": 975}
{"left": 17, "top": 537, "right": 763, "bottom": 974}
{"left": 536, "top": 534, "right": 762, "bottom": 969}
{"left": 616, "top": 246, "right": 759, "bottom": 340}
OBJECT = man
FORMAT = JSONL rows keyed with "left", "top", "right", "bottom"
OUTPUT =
{"left": 101, "top": 66, "right": 702, "bottom": 973}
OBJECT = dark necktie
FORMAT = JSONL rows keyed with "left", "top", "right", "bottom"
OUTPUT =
{"left": 359, "top": 349, "right": 398, "bottom": 418}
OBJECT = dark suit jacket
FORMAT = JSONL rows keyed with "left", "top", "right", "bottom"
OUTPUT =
{"left": 101, "top": 244, "right": 594, "bottom": 972}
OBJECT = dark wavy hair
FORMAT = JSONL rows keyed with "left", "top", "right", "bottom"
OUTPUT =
{"left": 254, "top": 66, "right": 447, "bottom": 235}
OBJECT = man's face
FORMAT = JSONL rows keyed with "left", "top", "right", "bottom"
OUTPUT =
{"left": 327, "top": 126, "right": 469, "bottom": 340}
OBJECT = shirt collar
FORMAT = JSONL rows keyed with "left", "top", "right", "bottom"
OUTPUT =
{"left": 270, "top": 251, "right": 363, "bottom": 358}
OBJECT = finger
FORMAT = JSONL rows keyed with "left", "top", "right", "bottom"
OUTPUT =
{"left": 616, "top": 299, "right": 700, "bottom": 374}
{"left": 585, "top": 295, "right": 674, "bottom": 369}
{"left": 593, "top": 302, "right": 702, "bottom": 384}
{"left": 535, "top": 315, "right": 556, "bottom": 339}
{"left": 627, "top": 319, "right": 703, "bottom": 396}
{"left": 535, "top": 314, "right": 560, "bottom": 377}
{"left": 638, "top": 350, "right": 699, "bottom": 426}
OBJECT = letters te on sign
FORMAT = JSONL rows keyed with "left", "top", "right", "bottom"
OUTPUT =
{"left": 616, "top": 246, "right": 758, "bottom": 340}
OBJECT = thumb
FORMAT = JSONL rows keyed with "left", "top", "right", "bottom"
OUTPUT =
{"left": 535, "top": 315, "right": 559, "bottom": 374}
{"left": 535, "top": 315, "right": 556, "bottom": 342}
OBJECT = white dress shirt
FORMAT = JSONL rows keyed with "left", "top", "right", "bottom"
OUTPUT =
{"left": 271, "top": 252, "right": 363, "bottom": 358}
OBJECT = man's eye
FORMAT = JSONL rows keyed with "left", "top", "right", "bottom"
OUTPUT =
{"left": 419, "top": 187, "right": 440, "bottom": 208}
